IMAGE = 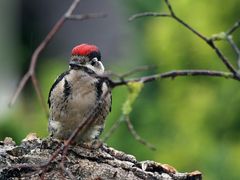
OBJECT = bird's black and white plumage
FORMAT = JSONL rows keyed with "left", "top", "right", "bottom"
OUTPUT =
{"left": 48, "top": 44, "right": 111, "bottom": 144}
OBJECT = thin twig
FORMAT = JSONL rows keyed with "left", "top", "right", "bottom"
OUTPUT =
{"left": 164, "top": 0, "right": 208, "bottom": 42}
{"left": 226, "top": 20, "right": 240, "bottom": 35}
{"left": 208, "top": 40, "right": 237, "bottom": 75}
{"left": 110, "top": 69, "right": 237, "bottom": 88}
{"left": 129, "top": 12, "right": 171, "bottom": 21}
{"left": 67, "top": 13, "right": 107, "bottom": 20}
{"left": 64, "top": 0, "right": 81, "bottom": 17}
{"left": 125, "top": 116, "right": 156, "bottom": 151}
{"left": 31, "top": 74, "right": 48, "bottom": 116}
{"left": 103, "top": 116, "right": 124, "bottom": 142}
{"left": 164, "top": 0, "right": 175, "bottom": 16}
{"left": 10, "top": 72, "right": 30, "bottom": 107}
{"left": 226, "top": 36, "right": 240, "bottom": 56}
{"left": 226, "top": 35, "right": 240, "bottom": 69}
{"left": 103, "top": 115, "right": 156, "bottom": 151}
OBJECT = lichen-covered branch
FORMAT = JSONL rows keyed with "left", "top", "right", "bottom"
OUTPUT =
{"left": 0, "top": 137, "right": 202, "bottom": 180}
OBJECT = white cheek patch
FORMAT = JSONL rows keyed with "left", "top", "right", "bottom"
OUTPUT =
{"left": 102, "top": 82, "right": 108, "bottom": 94}
{"left": 85, "top": 62, "right": 105, "bottom": 74}
{"left": 85, "top": 64, "right": 96, "bottom": 73}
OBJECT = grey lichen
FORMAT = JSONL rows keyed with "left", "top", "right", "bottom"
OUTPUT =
{"left": 0, "top": 136, "right": 202, "bottom": 180}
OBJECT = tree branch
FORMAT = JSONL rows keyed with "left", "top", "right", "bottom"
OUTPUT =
{"left": 103, "top": 116, "right": 123, "bottom": 142}
{"left": 0, "top": 137, "right": 202, "bottom": 179}
{"left": 125, "top": 116, "right": 156, "bottom": 151}
{"left": 128, "top": 12, "right": 171, "bottom": 21}
{"left": 67, "top": 13, "right": 107, "bottom": 20}
{"left": 226, "top": 20, "right": 240, "bottom": 35}
{"left": 108, "top": 69, "right": 237, "bottom": 88}
{"left": 103, "top": 115, "right": 156, "bottom": 151}
{"left": 226, "top": 35, "right": 240, "bottom": 68}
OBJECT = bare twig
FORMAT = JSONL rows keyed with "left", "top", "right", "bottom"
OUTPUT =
{"left": 226, "top": 35, "right": 240, "bottom": 68}
{"left": 208, "top": 40, "right": 238, "bottom": 75}
{"left": 109, "top": 69, "right": 237, "bottom": 88}
{"left": 31, "top": 74, "right": 48, "bottom": 116}
{"left": 226, "top": 20, "right": 240, "bottom": 35}
{"left": 67, "top": 13, "right": 107, "bottom": 20}
{"left": 129, "top": 12, "right": 171, "bottom": 21}
{"left": 164, "top": 0, "right": 175, "bottom": 16}
{"left": 125, "top": 116, "right": 156, "bottom": 151}
{"left": 9, "top": 0, "right": 106, "bottom": 115}
{"left": 103, "top": 116, "right": 124, "bottom": 142}
{"left": 103, "top": 115, "right": 156, "bottom": 151}
{"left": 206, "top": 20, "right": 240, "bottom": 69}
{"left": 129, "top": 0, "right": 238, "bottom": 76}
{"left": 226, "top": 36, "right": 240, "bottom": 56}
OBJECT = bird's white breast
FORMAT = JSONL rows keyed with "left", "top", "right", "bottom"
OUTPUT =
{"left": 67, "top": 70, "right": 98, "bottom": 115}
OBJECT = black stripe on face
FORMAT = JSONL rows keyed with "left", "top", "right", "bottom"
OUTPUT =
{"left": 70, "top": 64, "right": 96, "bottom": 75}
{"left": 63, "top": 79, "right": 71, "bottom": 101}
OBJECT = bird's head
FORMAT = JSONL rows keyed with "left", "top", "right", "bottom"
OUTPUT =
{"left": 69, "top": 44, "right": 104, "bottom": 74}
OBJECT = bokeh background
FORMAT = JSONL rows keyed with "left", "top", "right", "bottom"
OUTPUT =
{"left": 1, "top": 0, "right": 240, "bottom": 179}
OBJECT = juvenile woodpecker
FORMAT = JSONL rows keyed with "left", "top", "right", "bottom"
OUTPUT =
{"left": 48, "top": 44, "right": 112, "bottom": 145}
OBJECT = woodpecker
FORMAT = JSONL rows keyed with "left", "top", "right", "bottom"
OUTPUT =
{"left": 48, "top": 44, "right": 112, "bottom": 145}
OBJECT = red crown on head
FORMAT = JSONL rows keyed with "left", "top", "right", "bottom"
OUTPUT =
{"left": 71, "top": 44, "right": 99, "bottom": 56}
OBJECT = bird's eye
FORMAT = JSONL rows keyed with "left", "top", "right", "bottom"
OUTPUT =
{"left": 90, "top": 57, "right": 98, "bottom": 66}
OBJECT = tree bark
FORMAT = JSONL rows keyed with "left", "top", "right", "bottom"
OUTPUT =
{"left": 0, "top": 135, "right": 202, "bottom": 180}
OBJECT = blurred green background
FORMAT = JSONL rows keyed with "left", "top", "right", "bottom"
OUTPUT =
{"left": 1, "top": 0, "right": 240, "bottom": 179}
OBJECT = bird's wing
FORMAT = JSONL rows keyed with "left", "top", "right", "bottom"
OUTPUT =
{"left": 48, "top": 70, "right": 70, "bottom": 108}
